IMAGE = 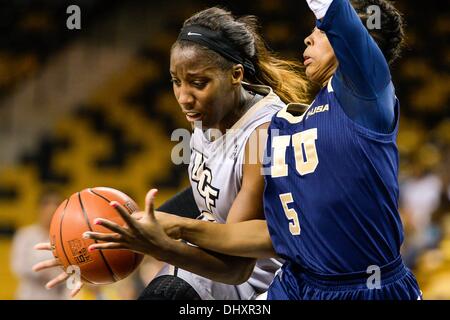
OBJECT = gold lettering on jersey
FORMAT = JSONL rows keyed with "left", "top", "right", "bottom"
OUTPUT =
{"left": 191, "top": 152, "right": 219, "bottom": 211}
{"left": 279, "top": 193, "right": 301, "bottom": 235}
{"left": 305, "top": 104, "right": 329, "bottom": 120}
{"left": 270, "top": 128, "right": 319, "bottom": 178}
{"left": 292, "top": 128, "right": 319, "bottom": 175}
{"left": 271, "top": 135, "right": 291, "bottom": 178}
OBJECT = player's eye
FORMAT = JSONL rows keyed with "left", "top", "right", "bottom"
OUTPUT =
{"left": 170, "top": 78, "right": 181, "bottom": 86}
{"left": 192, "top": 80, "right": 208, "bottom": 89}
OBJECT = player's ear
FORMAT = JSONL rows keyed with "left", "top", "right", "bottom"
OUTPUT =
{"left": 231, "top": 64, "right": 244, "bottom": 86}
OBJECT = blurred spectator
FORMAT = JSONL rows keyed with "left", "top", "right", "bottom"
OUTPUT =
{"left": 414, "top": 213, "right": 450, "bottom": 299}
{"left": 400, "top": 143, "right": 445, "bottom": 266}
{"left": 10, "top": 188, "right": 69, "bottom": 300}
{"left": 401, "top": 167, "right": 442, "bottom": 232}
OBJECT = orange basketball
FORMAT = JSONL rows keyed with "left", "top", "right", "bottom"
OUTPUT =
{"left": 49, "top": 187, "right": 144, "bottom": 285}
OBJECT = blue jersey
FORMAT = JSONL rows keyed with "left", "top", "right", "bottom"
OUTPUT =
{"left": 264, "top": 83, "right": 401, "bottom": 275}
{"left": 263, "top": 0, "right": 404, "bottom": 276}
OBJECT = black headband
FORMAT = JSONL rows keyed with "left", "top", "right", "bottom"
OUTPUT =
{"left": 177, "top": 25, "right": 256, "bottom": 76}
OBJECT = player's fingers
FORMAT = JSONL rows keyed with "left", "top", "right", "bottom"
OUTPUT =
{"left": 33, "top": 258, "right": 62, "bottom": 272}
{"left": 131, "top": 211, "right": 145, "bottom": 221}
{"left": 70, "top": 282, "right": 84, "bottom": 298}
{"left": 92, "top": 218, "right": 130, "bottom": 237}
{"left": 82, "top": 231, "right": 123, "bottom": 243}
{"left": 46, "top": 272, "right": 70, "bottom": 289}
{"left": 34, "top": 242, "right": 52, "bottom": 250}
{"left": 109, "top": 201, "right": 140, "bottom": 232}
{"left": 70, "top": 282, "right": 83, "bottom": 298}
{"left": 145, "top": 189, "right": 158, "bottom": 221}
{"left": 88, "top": 242, "right": 129, "bottom": 251}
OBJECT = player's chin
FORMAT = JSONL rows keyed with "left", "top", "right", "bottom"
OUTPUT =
{"left": 305, "top": 67, "right": 320, "bottom": 83}
{"left": 305, "top": 67, "right": 314, "bottom": 81}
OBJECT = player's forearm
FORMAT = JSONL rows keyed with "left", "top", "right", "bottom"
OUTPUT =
{"left": 156, "top": 210, "right": 277, "bottom": 258}
{"left": 180, "top": 219, "right": 277, "bottom": 259}
{"left": 313, "top": 0, "right": 390, "bottom": 95}
{"left": 160, "top": 239, "right": 256, "bottom": 285}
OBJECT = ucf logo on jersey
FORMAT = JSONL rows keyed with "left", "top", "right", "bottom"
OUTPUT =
{"left": 191, "top": 152, "right": 219, "bottom": 211}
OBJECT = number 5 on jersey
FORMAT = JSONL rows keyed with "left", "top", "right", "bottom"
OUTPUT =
{"left": 279, "top": 193, "right": 301, "bottom": 235}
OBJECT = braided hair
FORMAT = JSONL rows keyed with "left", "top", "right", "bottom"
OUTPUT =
{"left": 351, "top": 0, "right": 406, "bottom": 65}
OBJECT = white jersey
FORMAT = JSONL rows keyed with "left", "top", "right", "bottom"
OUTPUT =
{"left": 187, "top": 83, "right": 284, "bottom": 295}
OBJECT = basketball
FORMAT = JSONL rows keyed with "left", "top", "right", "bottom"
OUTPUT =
{"left": 49, "top": 187, "right": 144, "bottom": 285}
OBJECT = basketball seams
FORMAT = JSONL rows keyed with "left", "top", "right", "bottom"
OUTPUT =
{"left": 52, "top": 188, "right": 142, "bottom": 286}
{"left": 59, "top": 196, "right": 94, "bottom": 285}
{"left": 78, "top": 191, "right": 119, "bottom": 283}
{"left": 88, "top": 188, "right": 111, "bottom": 203}
{"left": 89, "top": 188, "right": 142, "bottom": 273}
{"left": 58, "top": 198, "right": 71, "bottom": 267}
{"left": 89, "top": 188, "right": 138, "bottom": 214}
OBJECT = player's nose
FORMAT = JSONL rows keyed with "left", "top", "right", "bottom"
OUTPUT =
{"left": 177, "top": 87, "right": 195, "bottom": 108}
{"left": 304, "top": 34, "right": 313, "bottom": 46}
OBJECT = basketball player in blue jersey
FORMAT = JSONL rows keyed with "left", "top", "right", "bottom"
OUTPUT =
{"left": 261, "top": 0, "right": 421, "bottom": 300}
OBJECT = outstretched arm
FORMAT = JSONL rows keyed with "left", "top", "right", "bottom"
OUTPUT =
{"left": 307, "top": 0, "right": 396, "bottom": 133}
{"left": 85, "top": 190, "right": 256, "bottom": 285}
{"left": 308, "top": 0, "right": 390, "bottom": 96}
{"left": 173, "top": 218, "right": 275, "bottom": 259}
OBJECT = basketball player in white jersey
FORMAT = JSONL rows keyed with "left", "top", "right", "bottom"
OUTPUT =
{"left": 33, "top": 7, "right": 310, "bottom": 299}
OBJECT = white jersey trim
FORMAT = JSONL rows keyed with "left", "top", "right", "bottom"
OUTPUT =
{"left": 276, "top": 102, "right": 311, "bottom": 123}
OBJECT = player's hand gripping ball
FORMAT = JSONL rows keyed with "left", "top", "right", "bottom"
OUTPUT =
{"left": 49, "top": 187, "right": 144, "bottom": 284}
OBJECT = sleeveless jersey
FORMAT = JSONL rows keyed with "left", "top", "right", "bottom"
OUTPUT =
{"left": 188, "top": 83, "right": 284, "bottom": 292}
{"left": 263, "top": 79, "right": 403, "bottom": 276}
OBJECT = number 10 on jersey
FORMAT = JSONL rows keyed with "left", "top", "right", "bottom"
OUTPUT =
{"left": 271, "top": 128, "right": 319, "bottom": 236}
